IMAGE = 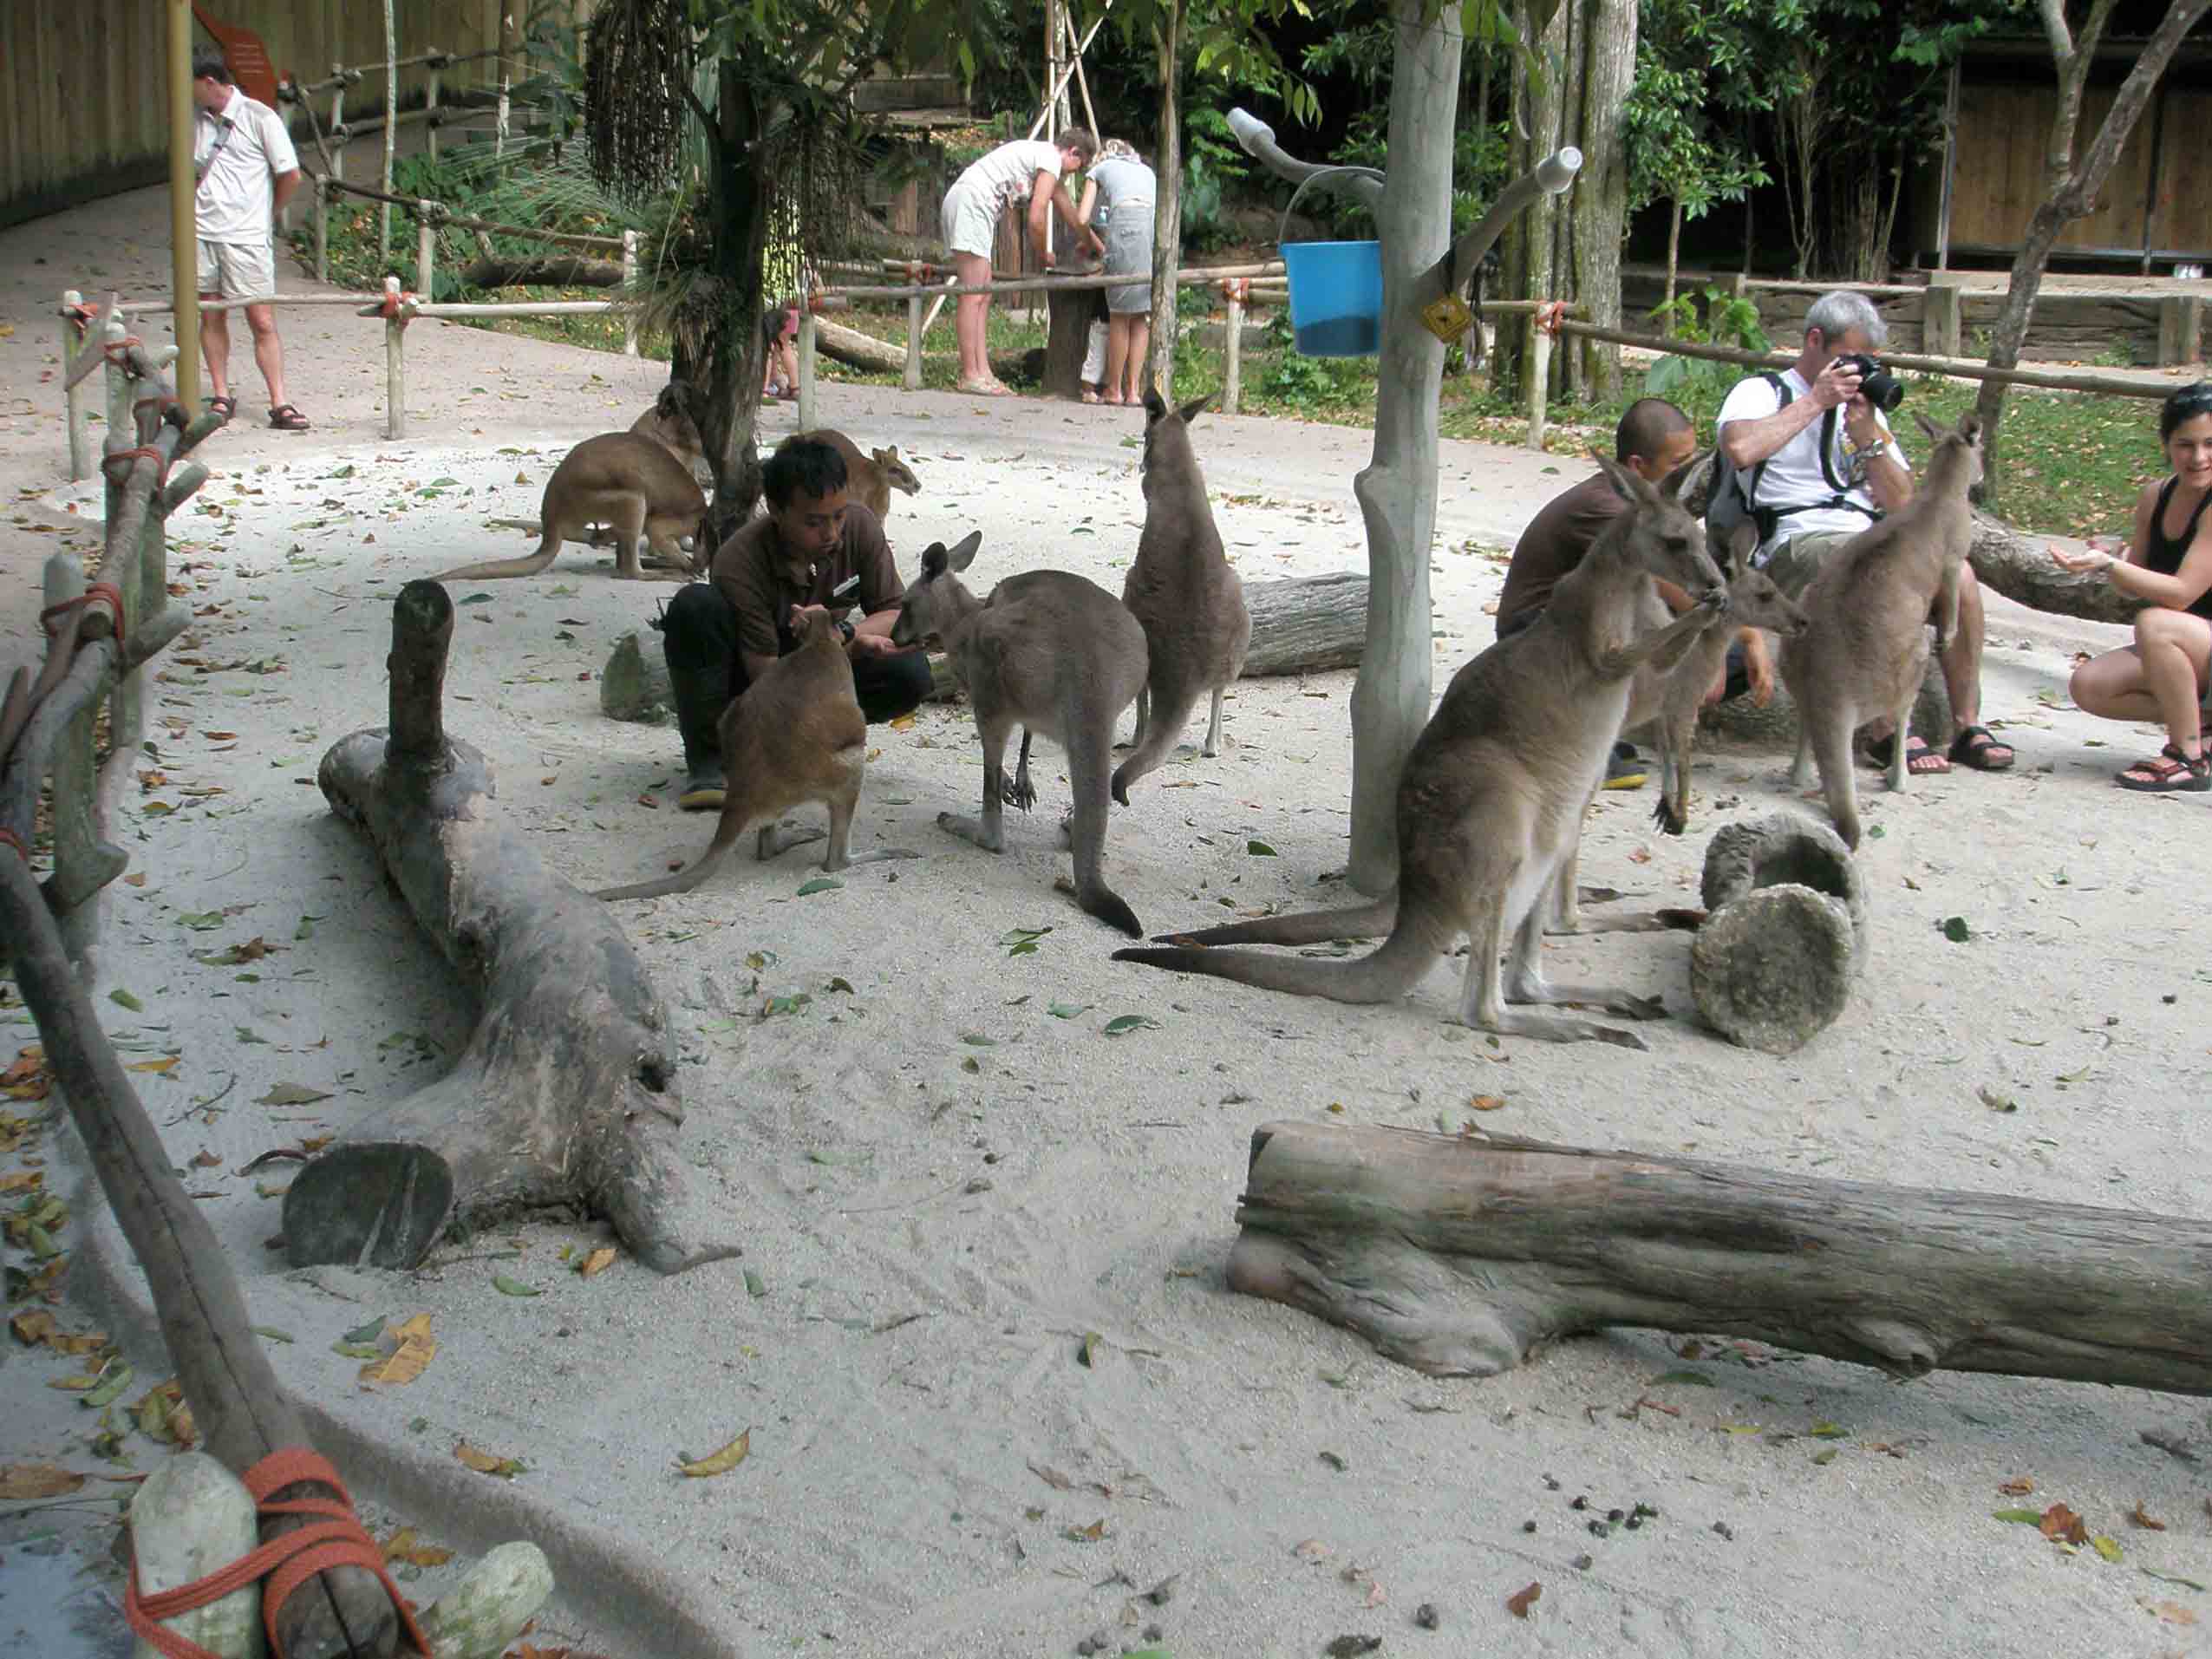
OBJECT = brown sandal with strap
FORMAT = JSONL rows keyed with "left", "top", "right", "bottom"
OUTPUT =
{"left": 2117, "top": 742, "right": 2211, "bottom": 793}
{"left": 268, "top": 403, "right": 310, "bottom": 431}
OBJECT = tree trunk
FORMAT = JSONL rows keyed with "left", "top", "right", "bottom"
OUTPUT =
{"left": 1498, "top": 0, "right": 1566, "bottom": 405}
{"left": 290, "top": 581, "right": 741, "bottom": 1277}
{"left": 1146, "top": 0, "right": 1185, "bottom": 395}
{"left": 1342, "top": 0, "right": 1462, "bottom": 894}
{"left": 1229, "top": 1120, "right": 2212, "bottom": 1388}
{"left": 1972, "top": 0, "right": 2209, "bottom": 504}
{"left": 1664, "top": 197, "right": 1682, "bottom": 310}
{"left": 814, "top": 317, "right": 906, "bottom": 374}
{"left": 1568, "top": 0, "right": 1635, "bottom": 398}
{"left": 461, "top": 257, "right": 626, "bottom": 289}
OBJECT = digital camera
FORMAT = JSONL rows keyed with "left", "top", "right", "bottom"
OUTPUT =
{"left": 1835, "top": 351, "right": 1904, "bottom": 414}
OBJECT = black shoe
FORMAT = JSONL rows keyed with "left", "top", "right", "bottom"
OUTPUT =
{"left": 1603, "top": 749, "right": 1648, "bottom": 790}
{"left": 665, "top": 655, "right": 732, "bottom": 810}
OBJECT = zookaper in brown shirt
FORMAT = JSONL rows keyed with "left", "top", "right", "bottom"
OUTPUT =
{"left": 708, "top": 500, "right": 904, "bottom": 660}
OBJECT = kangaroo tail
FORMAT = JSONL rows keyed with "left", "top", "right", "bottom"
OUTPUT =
{"left": 593, "top": 822, "right": 746, "bottom": 901}
{"left": 1067, "top": 722, "right": 1142, "bottom": 937}
{"left": 1111, "top": 685, "right": 1202, "bottom": 806}
{"left": 1151, "top": 892, "right": 1398, "bottom": 947}
{"left": 433, "top": 531, "right": 563, "bottom": 584}
{"left": 1114, "top": 913, "right": 1441, "bottom": 1007}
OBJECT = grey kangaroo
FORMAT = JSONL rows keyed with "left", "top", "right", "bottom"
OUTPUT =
{"left": 594, "top": 608, "right": 914, "bottom": 900}
{"left": 1778, "top": 410, "right": 1984, "bottom": 851}
{"left": 1115, "top": 454, "right": 1726, "bottom": 1047}
{"left": 890, "top": 532, "right": 1150, "bottom": 937}
{"left": 434, "top": 431, "right": 706, "bottom": 584}
{"left": 1111, "top": 388, "right": 1251, "bottom": 804}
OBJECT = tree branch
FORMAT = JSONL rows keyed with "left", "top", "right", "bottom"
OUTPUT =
{"left": 2034, "top": 0, "right": 2073, "bottom": 62}
{"left": 2055, "top": 0, "right": 2209, "bottom": 217}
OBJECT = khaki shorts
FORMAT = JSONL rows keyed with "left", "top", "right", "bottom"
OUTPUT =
{"left": 1761, "top": 530, "right": 1861, "bottom": 598}
{"left": 939, "top": 179, "right": 1004, "bottom": 261}
{"left": 197, "top": 238, "right": 275, "bottom": 302}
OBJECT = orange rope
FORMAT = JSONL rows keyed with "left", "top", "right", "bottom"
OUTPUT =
{"left": 1535, "top": 299, "right": 1569, "bottom": 338}
{"left": 0, "top": 827, "right": 29, "bottom": 863}
{"left": 36, "top": 582, "right": 127, "bottom": 646}
{"left": 100, "top": 445, "right": 168, "bottom": 487}
{"left": 123, "top": 1447, "right": 432, "bottom": 1659}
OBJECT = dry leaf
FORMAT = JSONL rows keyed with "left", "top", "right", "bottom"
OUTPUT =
{"left": 380, "top": 1526, "right": 455, "bottom": 1567}
{"left": 10, "top": 1310, "right": 58, "bottom": 1347}
{"left": 1998, "top": 1476, "right": 2034, "bottom": 1496}
{"left": 126, "top": 1056, "right": 180, "bottom": 1074}
{"left": 577, "top": 1247, "right": 617, "bottom": 1278}
{"left": 190, "top": 1150, "right": 222, "bottom": 1169}
{"left": 2038, "top": 1502, "right": 2089, "bottom": 1545}
{"left": 2147, "top": 1599, "right": 2197, "bottom": 1626}
{"left": 2127, "top": 1502, "right": 2166, "bottom": 1531}
{"left": 0, "top": 1463, "right": 86, "bottom": 1499}
{"left": 360, "top": 1314, "right": 436, "bottom": 1387}
{"left": 0, "top": 1170, "right": 42, "bottom": 1192}
{"left": 1063, "top": 1519, "right": 1108, "bottom": 1542}
{"left": 1506, "top": 1581, "right": 1542, "bottom": 1619}
{"left": 453, "top": 1441, "right": 524, "bottom": 1478}
{"left": 676, "top": 1427, "right": 752, "bottom": 1478}
{"left": 1470, "top": 1094, "right": 1506, "bottom": 1112}
{"left": 1292, "top": 1538, "right": 1332, "bottom": 1562}
{"left": 1028, "top": 1462, "right": 1074, "bottom": 1491}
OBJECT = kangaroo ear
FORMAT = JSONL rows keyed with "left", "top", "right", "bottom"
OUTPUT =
{"left": 1143, "top": 383, "right": 1167, "bottom": 420}
{"left": 1957, "top": 411, "right": 1982, "bottom": 444}
{"left": 1725, "top": 519, "right": 1758, "bottom": 574}
{"left": 1658, "top": 449, "right": 1706, "bottom": 503}
{"left": 1591, "top": 454, "right": 1648, "bottom": 507}
{"left": 946, "top": 529, "right": 982, "bottom": 572}
{"left": 920, "top": 541, "right": 949, "bottom": 578}
{"left": 1177, "top": 393, "right": 1213, "bottom": 427}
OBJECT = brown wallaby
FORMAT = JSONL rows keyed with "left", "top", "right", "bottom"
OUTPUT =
{"left": 1630, "top": 525, "right": 1810, "bottom": 837}
{"left": 889, "top": 532, "right": 1150, "bottom": 937}
{"left": 434, "top": 432, "right": 707, "bottom": 584}
{"left": 630, "top": 380, "right": 708, "bottom": 477}
{"left": 594, "top": 608, "right": 914, "bottom": 900}
{"left": 1114, "top": 454, "right": 1726, "bottom": 1047}
{"left": 796, "top": 429, "right": 922, "bottom": 521}
{"left": 1111, "top": 388, "right": 1252, "bottom": 804}
{"left": 1778, "top": 410, "right": 1984, "bottom": 851}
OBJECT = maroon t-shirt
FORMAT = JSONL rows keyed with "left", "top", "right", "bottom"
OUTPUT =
{"left": 1494, "top": 471, "right": 1629, "bottom": 637}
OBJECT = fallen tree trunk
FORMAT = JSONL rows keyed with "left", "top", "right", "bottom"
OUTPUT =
{"left": 1968, "top": 508, "right": 2139, "bottom": 627}
{"left": 598, "top": 573, "right": 1369, "bottom": 722}
{"left": 815, "top": 317, "right": 905, "bottom": 375}
{"left": 1229, "top": 1120, "right": 2212, "bottom": 1389}
{"left": 461, "top": 257, "right": 625, "bottom": 290}
{"left": 289, "top": 580, "right": 740, "bottom": 1275}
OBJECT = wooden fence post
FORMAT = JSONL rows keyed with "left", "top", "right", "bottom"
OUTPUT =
{"left": 1924, "top": 278, "right": 1963, "bottom": 359}
{"left": 1524, "top": 316, "right": 1553, "bottom": 451}
{"left": 426, "top": 56, "right": 442, "bottom": 161}
{"left": 312, "top": 172, "right": 329, "bottom": 284}
{"left": 904, "top": 290, "right": 925, "bottom": 390}
{"left": 330, "top": 65, "right": 347, "bottom": 186}
{"left": 2157, "top": 295, "right": 2203, "bottom": 369}
{"left": 795, "top": 309, "right": 819, "bottom": 431}
{"left": 1223, "top": 286, "right": 1243, "bottom": 417}
{"left": 416, "top": 200, "right": 436, "bottom": 300}
{"left": 622, "top": 231, "right": 638, "bottom": 356}
{"left": 60, "top": 291, "right": 92, "bottom": 483}
{"left": 384, "top": 276, "right": 406, "bottom": 440}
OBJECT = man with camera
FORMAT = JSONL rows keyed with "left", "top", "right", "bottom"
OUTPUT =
{"left": 1716, "top": 289, "right": 2012, "bottom": 774}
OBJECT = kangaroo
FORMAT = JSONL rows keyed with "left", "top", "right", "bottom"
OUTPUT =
{"left": 1111, "top": 388, "right": 1252, "bottom": 804}
{"left": 434, "top": 431, "right": 707, "bottom": 584}
{"left": 1113, "top": 455, "right": 1726, "bottom": 1047}
{"left": 889, "top": 532, "right": 1150, "bottom": 937}
{"left": 1778, "top": 410, "right": 1984, "bottom": 851}
{"left": 1630, "top": 525, "right": 1810, "bottom": 837}
{"left": 630, "top": 380, "right": 708, "bottom": 477}
{"left": 594, "top": 608, "right": 915, "bottom": 900}
{"left": 796, "top": 429, "right": 922, "bottom": 522}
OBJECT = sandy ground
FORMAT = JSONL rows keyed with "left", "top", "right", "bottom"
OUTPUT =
{"left": 4, "top": 171, "right": 2212, "bottom": 1659}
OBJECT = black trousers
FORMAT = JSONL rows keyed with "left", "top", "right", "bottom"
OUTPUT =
{"left": 662, "top": 581, "right": 932, "bottom": 746}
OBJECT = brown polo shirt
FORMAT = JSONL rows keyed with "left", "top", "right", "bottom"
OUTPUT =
{"left": 708, "top": 501, "right": 904, "bottom": 658}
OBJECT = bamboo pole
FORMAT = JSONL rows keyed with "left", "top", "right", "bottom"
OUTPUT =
{"left": 622, "top": 230, "right": 638, "bottom": 356}
{"left": 904, "top": 291, "right": 924, "bottom": 390}
{"left": 1223, "top": 289, "right": 1243, "bottom": 415}
{"left": 60, "top": 292, "right": 92, "bottom": 482}
{"left": 383, "top": 276, "right": 405, "bottom": 440}
{"left": 380, "top": 0, "right": 396, "bottom": 263}
{"left": 313, "top": 171, "right": 329, "bottom": 282}
{"left": 167, "top": 0, "right": 199, "bottom": 412}
{"left": 796, "top": 310, "right": 819, "bottom": 431}
{"left": 416, "top": 200, "right": 435, "bottom": 298}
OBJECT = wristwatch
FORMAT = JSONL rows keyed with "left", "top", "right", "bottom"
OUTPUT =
{"left": 837, "top": 618, "right": 857, "bottom": 645}
{"left": 1854, "top": 438, "right": 1893, "bottom": 464}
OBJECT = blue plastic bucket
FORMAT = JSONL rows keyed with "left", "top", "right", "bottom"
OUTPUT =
{"left": 1277, "top": 166, "right": 1386, "bottom": 358}
{"left": 1282, "top": 242, "right": 1383, "bottom": 357}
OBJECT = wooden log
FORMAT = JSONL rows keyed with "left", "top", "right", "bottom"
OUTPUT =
{"left": 1967, "top": 507, "right": 2141, "bottom": 626}
{"left": 288, "top": 581, "right": 740, "bottom": 1276}
{"left": 1228, "top": 1120, "right": 2212, "bottom": 1388}
{"left": 1043, "top": 281, "right": 1098, "bottom": 400}
{"left": 814, "top": 317, "right": 906, "bottom": 375}
{"left": 460, "top": 257, "right": 624, "bottom": 289}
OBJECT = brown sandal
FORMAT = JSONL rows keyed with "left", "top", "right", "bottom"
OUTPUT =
{"left": 2116, "top": 742, "right": 2211, "bottom": 793}
{"left": 268, "top": 403, "right": 311, "bottom": 431}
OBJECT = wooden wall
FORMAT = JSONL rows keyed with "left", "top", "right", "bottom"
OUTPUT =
{"left": 1, "top": 0, "right": 507, "bottom": 229}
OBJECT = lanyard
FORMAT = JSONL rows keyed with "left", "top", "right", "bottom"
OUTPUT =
{"left": 196, "top": 114, "right": 238, "bottom": 188}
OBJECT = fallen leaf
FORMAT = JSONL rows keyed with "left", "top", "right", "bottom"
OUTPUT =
{"left": 1470, "top": 1094, "right": 1506, "bottom": 1112}
{"left": 492, "top": 1274, "right": 540, "bottom": 1298}
{"left": 1506, "top": 1581, "right": 1542, "bottom": 1619}
{"left": 1292, "top": 1538, "right": 1332, "bottom": 1563}
{"left": 360, "top": 1314, "right": 435, "bottom": 1387}
{"left": 379, "top": 1526, "right": 454, "bottom": 1568}
{"left": 1062, "top": 1519, "right": 1108, "bottom": 1542}
{"left": 795, "top": 877, "right": 843, "bottom": 897}
{"left": 1029, "top": 1462, "right": 1074, "bottom": 1491}
{"left": 2039, "top": 1502, "right": 2090, "bottom": 1545}
{"left": 1998, "top": 1476, "right": 2035, "bottom": 1496}
{"left": 256, "top": 1082, "right": 333, "bottom": 1107}
{"left": 676, "top": 1427, "right": 752, "bottom": 1477}
{"left": 577, "top": 1248, "right": 617, "bottom": 1278}
{"left": 126, "top": 1056, "right": 180, "bottom": 1074}
{"left": 1102, "top": 1015, "right": 1160, "bottom": 1037}
{"left": 2127, "top": 1502, "right": 2166, "bottom": 1531}
{"left": 2091, "top": 1533, "right": 2124, "bottom": 1563}
{"left": 2147, "top": 1600, "right": 2197, "bottom": 1627}
{"left": 0, "top": 1463, "right": 85, "bottom": 1499}
{"left": 453, "top": 1441, "right": 525, "bottom": 1478}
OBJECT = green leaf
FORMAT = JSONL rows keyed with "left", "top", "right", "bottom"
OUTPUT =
{"left": 257, "top": 1082, "right": 333, "bottom": 1106}
{"left": 492, "top": 1274, "right": 541, "bottom": 1298}
{"left": 294, "top": 913, "right": 323, "bottom": 941}
{"left": 176, "top": 911, "right": 225, "bottom": 931}
{"left": 234, "top": 1026, "right": 267, "bottom": 1044}
{"left": 1247, "top": 839, "right": 1277, "bottom": 857}
{"left": 1646, "top": 1368, "right": 1715, "bottom": 1388}
{"left": 744, "top": 1270, "right": 767, "bottom": 1298}
{"left": 81, "top": 1362, "right": 134, "bottom": 1408}
{"left": 109, "top": 989, "right": 144, "bottom": 1012}
{"left": 1811, "top": 1448, "right": 1838, "bottom": 1466}
{"left": 1993, "top": 1508, "right": 2045, "bottom": 1525}
{"left": 763, "top": 994, "right": 812, "bottom": 1018}
{"left": 825, "top": 977, "right": 855, "bottom": 994}
{"left": 1941, "top": 916, "right": 1970, "bottom": 943}
{"left": 1809, "top": 1421, "right": 1849, "bottom": 1439}
{"left": 459, "top": 592, "right": 496, "bottom": 605}
{"left": 746, "top": 950, "right": 779, "bottom": 970}
{"left": 251, "top": 1325, "right": 296, "bottom": 1343}
{"left": 1102, "top": 1015, "right": 1161, "bottom": 1037}
{"left": 961, "top": 1033, "right": 998, "bottom": 1047}
{"left": 1007, "top": 940, "right": 1038, "bottom": 957}
{"left": 342, "top": 1316, "right": 388, "bottom": 1345}
{"left": 331, "top": 1342, "right": 382, "bottom": 1360}
{"left": 2140, "top": 1568, "right": 2208, "bottom": 1590}
{"left": 795, "top": 878, "right": 843, "bottom": 897}
{"left": 2090, "top": 1534, "right": 2122, "bottom": 1564}
{"left": 327, "top": 463, "right": 356, "bottom": 480}
{"left": 1047, "top": 1002, "right": 1091, "bottom": 1019}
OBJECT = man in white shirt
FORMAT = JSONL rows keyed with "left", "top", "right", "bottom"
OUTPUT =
{"left": 192, "top": 49, "right": 309, "bottom": 430}
{"left": 939, "top": 129, "right": 1104, "bottom": 396}
{"left": 1716, "top": 290, "right": 2012, "bottom": 774}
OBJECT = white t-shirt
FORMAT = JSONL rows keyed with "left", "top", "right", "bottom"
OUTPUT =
{"left": 1716, "top": 368, "right": 1904, "bottom": 560}
{"left": 956, "top": 140, "right": 1066, "bottom": 222}
{"left": 194, "top": 88, "right": 299, "bottom": 245}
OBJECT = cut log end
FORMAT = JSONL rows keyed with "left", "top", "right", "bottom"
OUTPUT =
{"left": 1689, "top": 884, "right": 1856, "bottom": 1056}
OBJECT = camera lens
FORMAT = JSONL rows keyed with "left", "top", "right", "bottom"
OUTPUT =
{"left": 1846, "top": 353, "right": 1905, "bottom": 414}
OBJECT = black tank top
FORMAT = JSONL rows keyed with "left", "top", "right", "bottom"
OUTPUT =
{"left": 2146, "top": 476, "right": 2212, "bottom": 619}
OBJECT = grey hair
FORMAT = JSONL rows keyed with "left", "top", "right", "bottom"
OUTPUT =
{"left": 1804, "top": 290, "right": 1887, "bottom": 349}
